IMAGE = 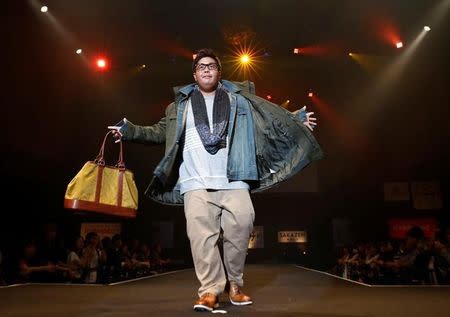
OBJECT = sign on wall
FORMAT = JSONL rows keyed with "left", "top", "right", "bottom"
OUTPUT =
{"left": 80, "top": 222, "right": 122, "bottom": 239}
{"left": 384, "top": 182, "right": 410, "bottom": 201}
{"left": 411, "top": 181, "right": 442, "bottom": 210}
{"left": 278, "top": 231, "right": 307, "bottom": 243}
{"left": 388, "top": 218, "right": 437, "bottom": 239}
{"left": 248, "top": 226, "right": 264, "bottom": 249}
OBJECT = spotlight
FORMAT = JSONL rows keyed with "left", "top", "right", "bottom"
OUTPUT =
{"left": 396, "top": 42, "right": 403, "bottom": 48}
{"left": 308, "top": 92, "right": 314, "bottom": 98}
{"left": 141, "top": 64, "right": 146, "bottom": 68}
{"left": 192, "top": 54, "right": 197, "bottom": 60}
{"left": 97, "top": 59, "right": 106, "bottom": 68}
{"left": 41, "top": 6, "right": 48, "bottom": 13}
{"left": 76, "top": 49, "right": 82, "bottom": 54}
{"left": 240, "top": 54, "right": 250, "bottom": 64}
{"left": 348, "top": 52, "right": 353, "bottom": 56}
{"left": 280, "top": 100, "right": 290, "bottom": 108}
{"left": 95, "top": 57, "right": 108, "bottom": 71}
{"left": 266, "top": 95, "right": 272, "bottom": 100}
{"left": 424, "top": 26, "right": 431, "bottom": 32}
{"left": 293, "top": 48, "right": 300, "bottom": 54}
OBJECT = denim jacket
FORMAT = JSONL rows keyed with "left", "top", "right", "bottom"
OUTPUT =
{"left": 120, "top": 80, "right": 323, "bottom": 205}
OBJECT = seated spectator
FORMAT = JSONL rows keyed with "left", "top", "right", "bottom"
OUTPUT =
{"left": 66, "top": 236, "right": 84, "bottom": 282}
{"left": 337, "top": 247, "right": 350, "bottom": 266}
{"left": 81, "top": 232, "right": 106, "bottom": 283}
{"left": 18, "top": 241, "right": 59, "bottom": 282}
{"left": 106, "top": 234, "right": 123, "bottom": 281}
{"left": 151, "top": 242, "right": 171, "bottom": 272}
{"left": 133, "top": 243, "right": 151, "bottom": 273}
{"left": 431, "top": 232, "right": 450, "bottom": 284}
{"left": 385, "top": 226, "right": 426, "bottom": 284}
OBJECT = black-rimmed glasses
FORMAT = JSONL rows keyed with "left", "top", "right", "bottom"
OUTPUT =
{"left": 195, "top": 63, "right": 219, "bottom": 71}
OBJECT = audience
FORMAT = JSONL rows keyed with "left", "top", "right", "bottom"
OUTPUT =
{"left": 2, "top": 225, "right": 448, "bottom": 286}
{"left": 332, "top": 226, "right": 450, "bottom": 285}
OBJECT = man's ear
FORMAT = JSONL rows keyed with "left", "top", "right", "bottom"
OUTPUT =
{"left": 193, "top": 73, "right": 197, "bottom": 82}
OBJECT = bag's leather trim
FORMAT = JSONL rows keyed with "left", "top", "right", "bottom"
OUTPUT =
{"left": 117, "top": 170, "right": 124, "bottom": 207}
{"left": 64, "top": 199, "right": 136, "bottom": 218}
{"left": 95, "top": 166, "right": 104, "bottom": 203}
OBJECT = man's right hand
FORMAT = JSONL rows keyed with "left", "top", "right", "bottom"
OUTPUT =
{"left": 108, "top": 118, "right": 127, "bottom": 143}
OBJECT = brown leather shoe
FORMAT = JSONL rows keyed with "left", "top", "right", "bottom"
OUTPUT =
{"left": 226, "top": 281, "right": 253, "bottom": 306}
{"left": 193, "top": 292, "right": 219, "bottom": 312}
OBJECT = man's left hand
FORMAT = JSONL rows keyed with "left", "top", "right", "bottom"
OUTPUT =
{"left": 301, "top": 106, "right": 317, "bottom": 131}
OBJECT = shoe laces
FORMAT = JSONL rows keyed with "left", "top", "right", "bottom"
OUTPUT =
{"left": 230, "top": 282, "right": 241, "bottom": 295}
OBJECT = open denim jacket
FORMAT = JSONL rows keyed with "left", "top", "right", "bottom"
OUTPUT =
{"left": 120, "top": 80, "right": 324, "bottom": 205}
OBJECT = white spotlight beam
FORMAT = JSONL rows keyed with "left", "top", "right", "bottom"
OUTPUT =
{"left": 354, "top": 0, "right": 449, "bottom": 122}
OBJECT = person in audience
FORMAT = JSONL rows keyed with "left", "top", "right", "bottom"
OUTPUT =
{"left": 18, "top": 241, "right": 58, "bottom": 282}
{"left": 385, "top": 227, "right": 425, "bottom": 284}
{"left": 106, "top": 234, "right": 124, "bottom": 281}
{"left": 81, "top": 232, "right": 106, "bottom": 283}
{"left": 432, "top": 232, "right": 450, "bottom": 284}
{"left": 151, "top": 242, "right": 171, "bottom": 271}
{"left": 66, "top": 236, "right": 85, "bottom": 282}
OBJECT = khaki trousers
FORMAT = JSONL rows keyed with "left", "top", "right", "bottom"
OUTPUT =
{"left": 184, "top": 189, "right": 255, "bottom": 297}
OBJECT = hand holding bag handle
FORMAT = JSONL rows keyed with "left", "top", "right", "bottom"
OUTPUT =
{"left": 94, "top": 130, "right": 125, "bottom": 169}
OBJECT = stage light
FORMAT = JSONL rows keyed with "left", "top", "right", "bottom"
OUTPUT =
{"left": 76, "top": 49, "right": 82, "bottom": 54}
{"left": 41, "top": 6, "right": 48, "bottom": 13}
{"left": 396, "top": 42, "right": 403, "bottom": 48}
{"left": 228, "top": 44, "right": 263, "bottom": 78}
{"left": 141, "top": 64, "right": 146, "bottom": 68}
{"left": 348, "top": 52, "right": 353, "bottom": 56}
{"left": 424, "top": 26, "right": 431, "bottom": 32}
{"left": 240, "top": 54, "right": 250, "bottom": 64}
{"left": 95, "top": 57, "right": 108, "bottom": 71}
{"left": 308, "top": 92, "right": 314, "bottom": 98}
{"left": 97, "top": 59, "right": 106, "bottom": 68}
{"left": 192, "top": 54, "right": 197, "bottom": 60}
{"left": 293, "top": 48, "right": 300, "bottom": 54}
{"left": 266, "top": 95, "right": 272, "bottom": 100}
{"left": 280, "top": 99, "right": 290, "bottom": 108}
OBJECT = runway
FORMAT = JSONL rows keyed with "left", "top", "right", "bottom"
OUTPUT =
{"left": 1, "top": 264, "right": 450, "bottom": 317}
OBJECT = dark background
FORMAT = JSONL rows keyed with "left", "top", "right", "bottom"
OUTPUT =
{"left": 2, "top": 0, "right": 449, "bottom": 268}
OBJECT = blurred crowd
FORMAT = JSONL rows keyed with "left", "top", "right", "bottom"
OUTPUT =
{"left": 0, "top": 232, "right": 174, "bottom": 285}
{"left": 331, "top": 227, "right": 450, "bottom": 285}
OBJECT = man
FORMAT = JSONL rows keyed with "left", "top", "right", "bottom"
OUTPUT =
{"left": 109, "top": 48, "right": 323, "bottom": 311}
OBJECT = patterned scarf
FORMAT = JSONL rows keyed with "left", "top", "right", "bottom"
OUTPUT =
{"left": 191, "top": 85, "right": 230, "bottom": 155}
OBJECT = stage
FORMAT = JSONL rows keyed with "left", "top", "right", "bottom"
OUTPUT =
{"left": 1, "top": 264, "right": 449, "bottom": 316}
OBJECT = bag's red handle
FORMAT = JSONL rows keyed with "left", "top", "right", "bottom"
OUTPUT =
{"left": 94, "top": 131, "right": 125, "bottom": 169}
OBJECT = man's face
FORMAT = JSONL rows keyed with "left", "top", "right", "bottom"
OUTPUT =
{"left": 193, "top": 56, "right": 221, "bottom": 92}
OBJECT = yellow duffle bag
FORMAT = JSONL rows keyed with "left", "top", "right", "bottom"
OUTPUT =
{"left": 64, "top": 131, "right": 138, "bottom": 218}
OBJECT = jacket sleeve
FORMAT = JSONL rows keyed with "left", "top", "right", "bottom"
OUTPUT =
{"left": 119, "top": 118, "right": 166, "bottom": 144}
{"left": 118, "top": 102, "right": 176, "bottom": 144}
{"left": 291, "top": 107, "right": 307, "bottom": 123}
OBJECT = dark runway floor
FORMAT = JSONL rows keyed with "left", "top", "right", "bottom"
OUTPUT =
{"left": 1, "top": 264, "right": 450, "bottom": 317}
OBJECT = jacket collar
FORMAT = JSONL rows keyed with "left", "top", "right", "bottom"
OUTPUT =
{"left": 173, "top": 80, "right": 242, "bottom": 101}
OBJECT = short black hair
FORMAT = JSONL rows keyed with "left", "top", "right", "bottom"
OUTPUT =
{"left": 192, "top": 48, "right": 222, "bottom": 72}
